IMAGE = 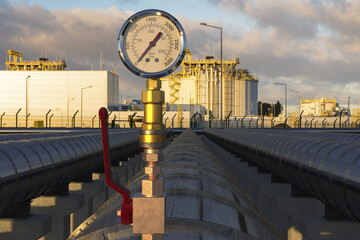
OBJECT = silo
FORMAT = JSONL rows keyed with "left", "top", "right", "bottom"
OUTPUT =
{"left": 248, "top": 78, "right": 258, "bottom": 115}
{"left": 236, "top": 69, "right": 258, "bottom": 116}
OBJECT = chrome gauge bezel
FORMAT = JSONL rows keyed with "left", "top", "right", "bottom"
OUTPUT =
{"left": 118, "top": 9, "right": 187, "bottom": 79}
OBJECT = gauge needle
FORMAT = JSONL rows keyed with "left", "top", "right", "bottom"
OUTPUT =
{"left": 137, "top": 32, "right": 162, "bottom": 63}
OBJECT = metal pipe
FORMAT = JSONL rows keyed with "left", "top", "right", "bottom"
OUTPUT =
{"left": 322, "top": 118, "right": 327, "bottom": 128}
{"left": 284, "top": 116, "right": 290, "bottom": 128}
{"left": 236, "top": 117, "right": 241, "bottom": 128}
{"left": 49, "top": 114, "right": 54, "bottom": 128}
{"left": 305, "top": 120, "right": 308, "bottom": 128}
{"left": 129, "top": 112, "right": 137, "bottom": 128}
{"left": 164, "top": 117, "right": 169, "bottom": 128}
{"left": 171, "top": 113, "right": 177, "bottom": 128}
{"left": 299, "top": 110, "right": 304, "bottom": 128}
{"left": 256, "top": 116, "right": 261, "bottom": 128}
{"left": 314, "top": 120, "right": 318, "bottom": 128}
{"left": 339, "top": 109, "right": 344, "bottom": 128}
{"left": 190, "top": 112, "right": 198, "bottom": 128}
{"left": 45, "top": 109, "right": 51, "bottom": 128}
{"left": 334, "top": 118, "right": 338, "bottom": 128}
{"left": 197, "top": 113, "right": 203, "bottom": 128}
{"left": 224, "top": 111, "right": 232, "bottom": 128}
{"left": 248, "top": 117, "right": 253, "bottom": 128}
{"left": 138, "top": 78, "right": 166, "bottom": 237}
{"left": 294, "top": 120, "right": 298, "bottom": 128}
{"left": 271, "top": 118, "right": 276, "bottom": 128}
{"left": 26, "top": 113, "right": 31, "bottom": 128}
{"left": 310, "top": 117, "right": 315, "bottom": 128}
{"left": 241, "top": 115, "right": 246, "bottom": 128}
{"left": 0, "top": 112, "right": 5, "bottom": 128}
{"left": 0, "top": 129, "right": 139, "bottom": 215}
{"left": 180, "top": 117, "right": 184, "bottom": 128}
{"left": 92, "top": 115, "right": 96, "bottom": 128}
{"left": 205, "top": 128, "right": 360, "bottom": 221}
{"left": 209, "top": 115, "right": 215, "bottom": 128}
{"left": 70, "top": 128, "right": 280, "bottom": 239}
{"left": 15, "top": 108, "right": 21, "bottom": 128}
{"left": 72, "top": 110, "right": 79, "bottom": 128}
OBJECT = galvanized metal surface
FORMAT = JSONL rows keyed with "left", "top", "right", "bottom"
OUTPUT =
{"left": 0, "top": 129, "right": 139, "bottom": 215}
{"left": 69, "top": 129, "right": 278, "bottom": 240}
{"left": 204, "top": 128, "right": 360, "bottom": 221}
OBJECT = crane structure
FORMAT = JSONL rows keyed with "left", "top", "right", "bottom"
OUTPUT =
{"left": 5, "top": 49, "right": 67, "bottom": 71}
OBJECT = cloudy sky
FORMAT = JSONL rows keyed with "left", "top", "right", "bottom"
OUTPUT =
{"left": 1, "top": 0, "right": 359, "bottom": 113}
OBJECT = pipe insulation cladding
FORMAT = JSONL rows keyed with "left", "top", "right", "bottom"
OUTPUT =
{"left": 0, "top": 129, "right": 139, "bottom": 215}
{"left": 69, "top": 129, "right": 280, "bottom": 240}
{"left": 204, "top": 128, "right": 360, "bottom": 221}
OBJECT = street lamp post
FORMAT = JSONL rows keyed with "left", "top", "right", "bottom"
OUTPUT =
{"left": 81, "top": 86, "right": 92, "bottom": 128}
{"left": 200, "top": 22, "right": 223, "bottom": 121}
{"left": 348, "top": 96, "right": 350, "bottom": 128}
{"left": 274, "top": 82, "right": 287, "bottom": 117}
{"left": 26, "top": 75, "right": 31, "bottom": 128}
{"left": 290, "top": 89, "right": 300, "bottom": 117}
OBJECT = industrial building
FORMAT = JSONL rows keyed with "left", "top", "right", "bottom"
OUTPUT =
{"left": 0, "top": 49, "right": 258, "bottom": 129}
{"left": 5, "top": 49, "right": 67, "bottom": 71}
{"left": 300, "top": 98, "right": 346, "bottom": 117}
{"left": 160, "top": 50, "right": 258, "bottom": 123}
{"left": 0, "top": 70, "right": 119, "bottom": 128}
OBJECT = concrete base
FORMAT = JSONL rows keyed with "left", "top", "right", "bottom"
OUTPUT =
{"left": 112, "top": 166, "right": 128, "bottom": 186}
{"left": 92, "top": 172, "right": 110, "bottom": 211}
{"left": 69, "top": 180, "right": 104, "bottom": 233}
{"left": 31, "top": 193, "right": 84, "bottom": 240}
{"left": 299, "top": 216, "right": 360, "bottom": 240}
{"left": 0, "top": 214, "right": 51, "bottom": 240}
{"left": 203, "top": 137, "right": 360, "bottom": 240}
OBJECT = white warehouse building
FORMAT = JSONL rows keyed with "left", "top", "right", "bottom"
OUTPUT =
{"left": 0, "top": 71, "right": 119, "bottom": 128}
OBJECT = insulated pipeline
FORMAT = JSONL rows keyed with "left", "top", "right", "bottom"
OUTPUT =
{"left": 204, "top": 128, "right": 360, "bottom": 221}
{"left": 70, "top": 128, "right": 278, "bottom": 240}
{"left": 0, "top": 129, "right": 139, "bottom": 215}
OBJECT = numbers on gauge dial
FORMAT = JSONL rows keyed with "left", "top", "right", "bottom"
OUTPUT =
{"left": 123, "top": 16, "right": 181, "bottom": 73}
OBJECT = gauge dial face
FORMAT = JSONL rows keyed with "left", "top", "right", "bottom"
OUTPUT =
{"left": 118, "top": 9, "right": 186, "bottom": 78}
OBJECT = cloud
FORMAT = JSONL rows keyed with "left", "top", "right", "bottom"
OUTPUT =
{"left": 0, "top": 4, "right": 144, "bottom": 96}
{"left": 0, "top": 0, "right": 10, "bottom": 8}
{"left": 0, "top": 1, "right": 359, "bottom": 112}
{"left": 203, "top": 0, "right": 360, "bottom": 109}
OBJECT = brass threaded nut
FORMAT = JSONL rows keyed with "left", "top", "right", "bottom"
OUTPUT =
{"left": 142, "top": 179, "right": 164, "bottom": 196}
{"left": 142, "top": 152, "right": 164, "bottom": 162}
{"left": 146, "top": 79, "right": 161, "bottom": 90}
{"left": 145, "top": 166, "right": 161, "bottom": 175}
{"left": 142, "top": 90, "right": 164, "bottom": 103}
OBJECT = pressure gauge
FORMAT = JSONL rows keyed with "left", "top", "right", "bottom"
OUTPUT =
{"left": 118, "top": 9, "right": 187, "bottom": 78}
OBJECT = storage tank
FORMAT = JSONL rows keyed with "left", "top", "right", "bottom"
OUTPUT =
{"left": 237, "top": 70, "right": 258, "bottom": 116}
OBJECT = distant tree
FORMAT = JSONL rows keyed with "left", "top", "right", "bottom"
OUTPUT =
{"left": 258, "top": 101, "right": 282, "bottom": 117}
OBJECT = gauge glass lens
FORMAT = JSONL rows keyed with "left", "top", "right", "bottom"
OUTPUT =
{"left": 118, "top": 10, "right": 186, "bottom": 78}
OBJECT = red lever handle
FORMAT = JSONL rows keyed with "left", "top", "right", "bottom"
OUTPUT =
{"left": 99, "top": 107, "right": 133, "bottom": 225}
